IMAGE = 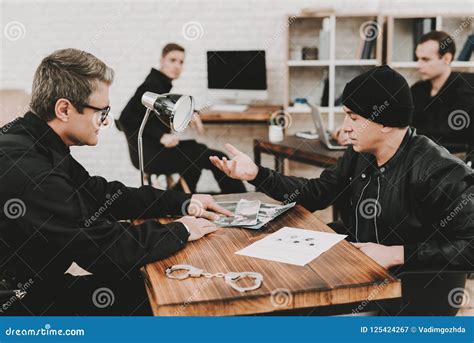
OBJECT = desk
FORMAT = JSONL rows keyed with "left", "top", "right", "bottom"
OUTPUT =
{"left": 199, "top": 105, "right": 282, "bottom": 123}
{"left": 143, "top": 192, "right": 401, "bottom": 316}
{"left": 254, "top": 135, "right": 344, "bottom": 173}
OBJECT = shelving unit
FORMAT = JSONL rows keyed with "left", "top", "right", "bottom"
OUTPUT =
{"left": 283, "top": 12, "right": 383, "bottom": 130}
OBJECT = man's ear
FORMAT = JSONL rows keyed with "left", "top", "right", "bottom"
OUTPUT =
{"left": 442, "top": 52, "right": 453, "bottom": 64}
{"left": 54, "top": 98, "right": 71, "bottom": 122}
{"left": 380, "top": 125, "right": 393, "bottom": 134}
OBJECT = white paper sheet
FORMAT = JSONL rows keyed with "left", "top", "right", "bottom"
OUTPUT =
{"left": 235, "top": 227, "right": 347, "bottom": 266}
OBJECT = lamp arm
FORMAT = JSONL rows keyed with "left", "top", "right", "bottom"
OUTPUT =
{"left": 138, "top": 108, "right": 153, "bottom": 186}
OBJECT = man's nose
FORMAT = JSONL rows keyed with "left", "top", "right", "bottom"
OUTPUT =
{"left": 342, "top": 116, "right": 352, "bottom": 132}
{"left": 101, "top": 117, "right": 110, "bottom": 127}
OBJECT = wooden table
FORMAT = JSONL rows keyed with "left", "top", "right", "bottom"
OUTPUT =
{"left": 143, "top": 192, "right": 401, "bottom": 316}
{"left": 199, "top": 105, "right": 282, "bottom": 123}
{"left": 254, "top": 135, "right": 344, "bottom": 173}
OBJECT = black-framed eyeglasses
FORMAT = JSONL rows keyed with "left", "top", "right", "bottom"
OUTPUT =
{"left": 80, "top": 103, "right": 111, "bottom": 123}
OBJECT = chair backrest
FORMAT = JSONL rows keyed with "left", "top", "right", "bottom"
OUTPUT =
{"left": 0, "top": 89, "right": 30, "bottom": 126}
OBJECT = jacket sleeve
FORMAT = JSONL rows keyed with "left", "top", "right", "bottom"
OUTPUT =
{"left": 19, "top": 171, "right": 190, "bottom": 275}
{"left": 464, "top": 96, "right": 474, "bottom": 166}
{"left": 404, "top": 160, "right": 474, "bottom": 270}
{"left": 69, "top": 157, "right": 191, "bottom": 220}
{"left": 249, "top": 148, "right": 355, "bottom": 212}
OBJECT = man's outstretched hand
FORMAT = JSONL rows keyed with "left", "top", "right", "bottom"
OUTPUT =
{"left": 209, "top": 144, "right": 259, "bottom": 181}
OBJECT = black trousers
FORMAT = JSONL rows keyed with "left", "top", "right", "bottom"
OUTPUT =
{"left": 142, "top": 140, "right": 246, "bottom": 194}
{"left": 6, "top": 270, "right": 152, "bottom": 316}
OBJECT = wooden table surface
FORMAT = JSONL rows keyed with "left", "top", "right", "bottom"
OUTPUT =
{"left": 254, "top": 135, "right": 345, "bottom": 170}
{"left": 143, "top": 192, "right": 401, "bottom": 316}
{"left": 199, "top": 105, "right": 282, "bottom": 123}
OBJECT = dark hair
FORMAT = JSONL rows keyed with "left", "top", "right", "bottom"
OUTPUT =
{"left": 162, "top": 43, "right": 185, "bottom": 57}
{"left": 418, "top": 31, "right": 456, "bottom": 62}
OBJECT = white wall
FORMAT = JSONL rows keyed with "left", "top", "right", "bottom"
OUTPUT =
{"left": 1, "top": 0, "right": 473, "bottom": 188}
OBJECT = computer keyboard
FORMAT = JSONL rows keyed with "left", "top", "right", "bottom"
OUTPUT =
{"left": 208, "top": 104, "right": 249, "bottom": 112}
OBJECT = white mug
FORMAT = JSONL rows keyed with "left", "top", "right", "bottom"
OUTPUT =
{"left": 268, "top": 125, "right": 284, "bottom": 142}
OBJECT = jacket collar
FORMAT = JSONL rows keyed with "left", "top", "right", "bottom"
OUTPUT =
{"left": 376, "top": 127, "right": 414, "bottom": 174}
{"left": 23, "top": 112, "right": 70, "bottom": 158}
{"left": 358, "top": 127, "right": 415, "bottom": 176}
{"left": 147, "top": 68, "right": 173, "bottom": 91}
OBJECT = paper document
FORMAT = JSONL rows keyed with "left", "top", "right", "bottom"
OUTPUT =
{"left": 236, "top": 227, "right": 347, "bottom": 266}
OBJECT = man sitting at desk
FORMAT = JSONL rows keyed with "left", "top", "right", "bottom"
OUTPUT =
{"left": 0, "top": 48, "right": 231, "bottom": 315}
{"left": 119, "top": 43, "right": 246, "bottom": 194}
{"left": 210, "top": 65, "right": 474, "bottom": 315}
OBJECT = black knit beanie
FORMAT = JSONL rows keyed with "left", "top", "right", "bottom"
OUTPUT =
{"left": 341, "top": 65, "right": 414, "bottom": 127}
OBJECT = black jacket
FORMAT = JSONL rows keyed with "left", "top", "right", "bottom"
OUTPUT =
{"left": 251, "top": 128, "right": 474, "bottom": 271}
{"left": 411, "top": 72, "right": 474, "bottom": 163}
{"left": 0, "top": 112, "right": 191, "bottom": 294}
{"left": 119, "top": 68, "right": 173, "bottom": 169}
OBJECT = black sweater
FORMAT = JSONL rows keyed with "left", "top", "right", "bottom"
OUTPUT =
{"left": 0, "top": 112, "right": 190, "bottom": 292}
{"left": 411, "top": 72, "right": 474, "bottom": 163}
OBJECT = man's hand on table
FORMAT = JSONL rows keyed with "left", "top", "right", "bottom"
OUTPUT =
{"left": 185, "top": 194, "right": 233, "bottom": 221}
{"left": 352, "top": 242, "right": 404, "bottom": 269}
{"left": 175, "top": 216, "right": 218, "bottom": 241}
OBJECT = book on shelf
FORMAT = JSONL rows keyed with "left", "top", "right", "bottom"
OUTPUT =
{"left": 413, "top": 18, "right": 436, "bottom": 60}
{"left": 356, "top": 29, "right": 377, "bottom": 59}
{"left": 321, "top": 77, "right": 329, "bottom": 107}
{"left": 457, "top": 34, "right": 474, "bottom": 61}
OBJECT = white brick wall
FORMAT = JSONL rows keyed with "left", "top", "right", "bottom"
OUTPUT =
{"left": 1, "top": 0, "right": 473, "bottom": 189}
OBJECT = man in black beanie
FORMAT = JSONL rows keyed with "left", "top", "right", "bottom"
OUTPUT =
{"left": 210, "top": 65, "right": 474, "bottom": 315}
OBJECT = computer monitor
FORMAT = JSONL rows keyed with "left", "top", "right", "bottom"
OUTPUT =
{"left": 207, "top": 50, "right": 267, "bottom": 102}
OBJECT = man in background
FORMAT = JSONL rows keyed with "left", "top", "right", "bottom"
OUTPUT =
{"left": 411, "top": 31, "right": 474, "bottom": 166}
{"left": 119, "top": 43, "right": 246, "bottom": 193}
